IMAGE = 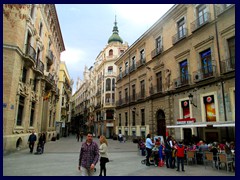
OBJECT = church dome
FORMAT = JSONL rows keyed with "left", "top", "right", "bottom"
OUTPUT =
{"left": 108, "top": 17, "right": 123, "bottom": 44}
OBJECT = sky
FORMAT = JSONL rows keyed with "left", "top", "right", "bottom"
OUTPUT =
{"left": 55, "top": 4, "right": 174, "bottom": 94}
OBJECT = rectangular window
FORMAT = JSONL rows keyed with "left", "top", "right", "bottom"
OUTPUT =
{"left": 140, "top": 80, "right": 145, "bottom": 98}
{"left": 22, "top": 67, "right": 27, "bottom": 83}
{"left": 181, "top": 100, "right": 190, "bottom": 119}
{"left": 16, "top": 96, "right": 25, "bottom": 126}
{"left": 140, "top": 49, "right": 145, "bottom": 63}
{"left": 178, "top": 18, "right": 185, "bottom": 39}
{"left": 29, "top": 102, "right": 35, "bottom": 126}
{"left": 197, "top": 5, "right": 207, "bottom": 26}
{"left": 62, "top": 97, "right": 65, "bottom": 106}
{"left": 108, "top": 66, "right": 113, "bottom": 74}
{"left": 132, "top": 111, "right": 136, "bottom": 126}
{"left": 228, "top": 37, "right": 235, "bottom": 69}
{"left": 132, "top": 84, "right": 136, "bottom": 101}
{"left": 156, "top": 72, "right": 162, "bottom": 92}
{"left": 125, "top": 112, "right": 128, "bottom": 126}
{"left": 141, "top": 109, "right": 145, "bottom": 126}
{"left": 125, "top": 62, "right": 129, "bottom": 74}
{"left": 119, "top": 114, "right": 122, "bottom": 126}
{"left": 156, "top": 36, "right": 162, "bottom": 50}
{"left": 125, "top": 88, "right": 128, "bottom": 103}
{"left": 180, "top": 60, "right": 188, "bottom": 85}
{"left": 49, "top": 110, "right": 52, "bottom": 127}
{"left": 200, "top": 48, "right": 213, "bottom": 78}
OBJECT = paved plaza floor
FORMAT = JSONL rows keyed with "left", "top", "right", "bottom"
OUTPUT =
{"left": 3, "top": 135, "right": 235, "bottom": 176}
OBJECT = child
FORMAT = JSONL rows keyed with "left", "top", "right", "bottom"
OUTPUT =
{"left": 176, "top": 141, "right": 185, "bottom": 172}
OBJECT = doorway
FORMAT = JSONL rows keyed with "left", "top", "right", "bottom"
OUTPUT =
{"left": 156, "top": 110, "right": 166, "bottom": 141}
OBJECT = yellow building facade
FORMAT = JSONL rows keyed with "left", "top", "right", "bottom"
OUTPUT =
{"left": 115, "top": 4, "right": 235, "bottom": 143}
{"left": 3, "top": 4, "right": 65, "bottom": 153}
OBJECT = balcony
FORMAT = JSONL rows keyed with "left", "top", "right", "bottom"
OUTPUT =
{"left": 34, "top": 59, "right": 44, "bottom": 76}
{"left": 151, "top": 46, "right": 163, "bottom": 59}
{"left": 193, "top": 65, "right": 216, "bottom": 83}
{"left": 149, "top": 84, "right": 163, "bottom": 95}
{"left": 173, "top": 74, "right": 191, "bottom": 88}
{"left": 137, "top": 92, "right": 145, "bottom": 100}
{"left": 46, "top": 50, "right": 54, "bottom": 66}
{"left": 220, "top": 57, "right": 235, "bottom": 74}
{"left": 129, "top": 64, "right": 136, "bottom": 73}
{"left": 191, "top": 12, "right": 211, "bottom": 32}
{"left": 24, "top": 43, "right": 36, "bottom": 66}
{"left": 116, "top": 73, "right": 122, "bottom": 81}
{"left": 129, "top": 95, "right": 136, "bottom": 103}
{"left": 136, "top": 57, "right": 146, "bottom": 68}
{"left": 172, "top": 28, "right": 188, "bottom": 45}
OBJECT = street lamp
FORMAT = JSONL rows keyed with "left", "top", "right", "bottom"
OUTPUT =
{"left": 188, "top": 93, "right": 197, "bottom": 107}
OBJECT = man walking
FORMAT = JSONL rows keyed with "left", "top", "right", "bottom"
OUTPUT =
{"left": 28, "top": 130, "right": 37, "bottom": 153}
{"left": 78, "top": 132, "right": 99, "bottom": 176}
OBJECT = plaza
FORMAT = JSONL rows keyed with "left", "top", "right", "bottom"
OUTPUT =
{"left": 3, "top": 135, "right": 235, "bottom": 176}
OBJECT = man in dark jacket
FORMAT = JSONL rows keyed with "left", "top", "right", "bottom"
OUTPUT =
{"left": 28, "top": 130, "right": 37, "bottom": 153}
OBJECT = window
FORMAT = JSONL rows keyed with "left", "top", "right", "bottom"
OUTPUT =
{"left": 119, "top": 114, "right": 122, "bottom": 126}
{"left": 49, "top": 110, "right": 52, "bottom": 127}
{"left": 106, "top": 110, "right": 114, "bottom": 120}
{"left": 132, "top": 111, "right": 136, "bottom": 126}
{"left": 22, "top": 67, "right": 27, "bottom": 83}
{"left": 200, "top": 48, "right": 213, "bottom": 78}
{"left": 181, "top": 100, "right": 190, "bottom": 119}
{"left": 132, "top": 84, "right": 136, "bottom": 101}
{"left": 109, "top": 49, "right": 113, "bottom": 56}
{"left": 141, "top": 109, "right": 145, "bottom": 125}
{"left": 62, "top": 97, "right": 65, "bottom": 106}
{"left": 197, "top": 5, "right": 207, "bottom": 26}
{"left": 120, "top": 50, "right": 124, "bottom": 54}
{"left": 119, "top": 91, "right": 122, "bottom": 104}
{"left": 178, "top": 18, "right": 186, "bottom": 39}
{"left": 108, "top": 66, "right": 113, "bottom": 74}
{"left": 112, "top": 93, "right": 115, "bottom": 102}
{"left": 140, "top": 80, "right": 145, "bottom": 98}
{"left": 39, "top": 22, "right": 43, "bottom": 37}
{"left": 125, "top": 112, "right": 128, "bottom": 126}
{"left": 156, "top": 36, "right": 162, "bottom": 49}
{"left": 125, "top": 61, "right": 129, "bottom": 74}
{"left": 203, "top": 95, "right": 216, "bottom": 122}
{"left": 106, "top": 78, "right": 111, "bottom": 91}
{"left": 156, "top": 72, "right": 162, "bottom": 92}
{"left": 105, "top": 93, "right": 111, "bottom": 103}
{"left": 180, "top": 60, "right": 188, "bottom": 84}
{"left": 125, "top": 88, "right": 128, "bottom": 103}
{"left": 119, "top": 67, "right": 122, "bottom": 78}
{"left": 29, "top": 102, "right": 35, "bottom": 126}
{"left": 16, "top": 96, "right": 25, "bottom": 126}
{"left": 131, "top": 56, "right": 136, "bottom": 71}
{"left": 227, "top": 37, "right": 235, "bottom": 68}
{"left": 140, "top": 49, "right": 145, "bottom": 62}
{"left": 112, "top": 79, "right": 115, "bottom": 91}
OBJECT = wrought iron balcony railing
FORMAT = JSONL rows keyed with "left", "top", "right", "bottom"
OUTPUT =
{"left": 193, "top": 64, "right": 216, "bottom": 82}
{"left": 172, "top": 28, "right": 188, "bottom": 44}
{"left": 151, "top": 46, "right": 163, "bottom": 59}
{"left": 173, "top": 74, "right": 191, "bottom": 88}
{"left": 25, "top": 43, "right": 36, "bottom": 62}
{"left": 220, "top": 56, "right": 235, "bottom": 74}
{"left": 191, "top": 12, "right": 211, "bottom": 32}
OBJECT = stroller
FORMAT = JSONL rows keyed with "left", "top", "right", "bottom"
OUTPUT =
{"left": 34, "top": 142, "right": 44, "bottom": 155}
{"left": 141, "top": 148, "right": 156, "bottom": 166}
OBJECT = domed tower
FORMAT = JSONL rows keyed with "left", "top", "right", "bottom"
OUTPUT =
{"left": 108, "top": 16, "right": 123, "bottom": 44}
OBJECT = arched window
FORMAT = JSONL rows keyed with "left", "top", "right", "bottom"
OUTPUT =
{"left": 109, "top": 49, "right": 113, "bottom": 56}
{"left": 106, "top": 78, "right": 111, "bottom": 91}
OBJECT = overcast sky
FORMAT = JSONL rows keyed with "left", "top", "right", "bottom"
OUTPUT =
{"left": 55, "top": 4, "right": 174, "bottom": 93}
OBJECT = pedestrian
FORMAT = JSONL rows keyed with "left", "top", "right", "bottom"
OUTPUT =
{"left": 99, "top": 135, "right": 109, "bottom": 176}
{"left": 118, "top": 133, "right": 123, "bottom": 143}
{"left": 165, "top": 135, "right": 173, "bottom": 168}
{"left": 28, "top": 130, "right": 37, "bottom": 153}
{"left": 76, "top": 131, "right": 80, "bottom": 142}
{"left": 80, "top": 132, "right": 84, "bottom": 142}
{"left": 38, "top": 132, "right": 46, "bottom": 153}
{"left": 176, "top": 140, "right": 185, "bottom": 172}
{"left": 78, "top": 132, "right": 99, "bottom": 176}
{"left": 145, "top": 133, "right": 155, "bottom": 166}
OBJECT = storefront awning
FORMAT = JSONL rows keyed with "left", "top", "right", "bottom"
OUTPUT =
{"left": 167, "top": 124, "right": 207, "bottom": 128}
{"left": 213, "top": 122, "right": 235, "bottom": 127}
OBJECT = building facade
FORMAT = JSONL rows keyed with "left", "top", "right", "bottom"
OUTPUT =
{"left": 3, "top": 4, "right": 65, "bottom": 153}
{"left": 55, "top": 61, "right": 72, "bottom": 138}
{"left": 115, "top": 4, "right": 235, "bottom": 143}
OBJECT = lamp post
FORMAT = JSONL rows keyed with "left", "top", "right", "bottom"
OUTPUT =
{"left": 188, "top": 93, "right": 197, "bottom": 107}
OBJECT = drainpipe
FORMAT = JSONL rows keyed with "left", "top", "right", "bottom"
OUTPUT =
{"left": 213, "top": 5, "right": 229, "bottom": 139}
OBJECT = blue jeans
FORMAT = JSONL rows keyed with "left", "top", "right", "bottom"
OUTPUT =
{"left": 165, "top": 149, "right": 173, "bottom": 168}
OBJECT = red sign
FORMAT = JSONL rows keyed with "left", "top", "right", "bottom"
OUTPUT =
{"left": 177, "top": 118, "right": 196, "bottom": 125}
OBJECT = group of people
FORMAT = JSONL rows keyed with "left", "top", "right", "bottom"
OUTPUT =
{"left": 78, "top": 132, "right": 110, "bottom": 176}
{"left": 28, "top": 130, "right": 46, "bottom": 154}
{"left": 142, "top": 134, "right": 185, "bottom": 172}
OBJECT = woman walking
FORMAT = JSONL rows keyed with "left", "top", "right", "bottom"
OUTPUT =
{"left": 99, "top": 135, "right": 109, "bottom": 176}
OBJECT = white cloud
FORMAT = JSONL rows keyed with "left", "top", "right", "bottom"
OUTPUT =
{"left": 110, "top": 4, "right": 174, "bottom": 27}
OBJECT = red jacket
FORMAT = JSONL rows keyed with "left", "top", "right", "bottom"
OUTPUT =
{"left": 176, "top": 145, "right": 185, "bottom": 157}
